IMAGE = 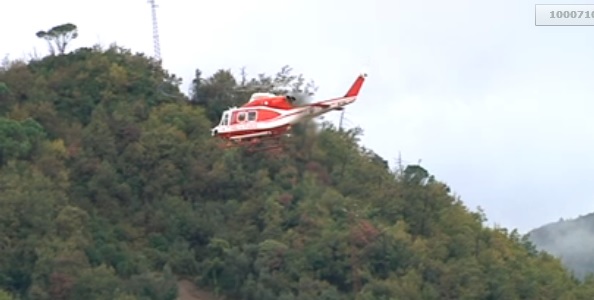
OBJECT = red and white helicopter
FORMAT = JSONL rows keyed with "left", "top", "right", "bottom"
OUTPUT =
{"left": 211, "top": 73, "right": 367, "bottom": 151}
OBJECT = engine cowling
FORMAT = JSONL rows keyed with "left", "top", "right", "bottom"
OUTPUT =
{"left": 261, "top": 96, "right": 293, "bottom": 109}
{"left": 244, "top": 95, "right": 294, "bottom": 109}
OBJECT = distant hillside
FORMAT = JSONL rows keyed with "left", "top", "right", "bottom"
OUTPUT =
{"left": 3, "top": 42, "right": 594, "bottom": 299}
{"left": 528, "top": 213, "right": 594, "bottom": 279}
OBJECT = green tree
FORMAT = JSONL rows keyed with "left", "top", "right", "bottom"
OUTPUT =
{"left": 0, "top": 82, "right": 8, "bottom": 94}
{"left": 36, "top": 23, "right": 78, "bottom": 55}
{"left": 0, "top": 290, "right": 14, "bottom": 300}
{"left": 0, "top": 117, "right": 46, "bottom": 165}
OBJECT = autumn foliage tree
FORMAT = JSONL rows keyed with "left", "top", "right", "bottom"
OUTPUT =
{"left": 0, "top": 42, "right": 593, "bottom": 300}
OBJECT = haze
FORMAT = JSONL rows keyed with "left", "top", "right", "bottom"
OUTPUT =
{"left": 3, "top": 0, "right": 594, "bottom": 233}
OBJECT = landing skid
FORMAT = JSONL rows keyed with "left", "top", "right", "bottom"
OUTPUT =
{"left": 218, "top": 135, "right": 287, "bottom": 154}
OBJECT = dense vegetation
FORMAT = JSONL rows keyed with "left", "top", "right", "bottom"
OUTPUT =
{"left": 529, "top": 213, "right": 594, "bottom": 281}
{"left": 2, "top": 42, "right": 594, "bottom": 299}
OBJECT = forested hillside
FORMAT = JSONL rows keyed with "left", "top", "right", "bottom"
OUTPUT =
{"left": 2, "top": 43, "right": 594, "bottom": 299}
{"left": 529, "top": 213, "right": 594, "bottom": 281}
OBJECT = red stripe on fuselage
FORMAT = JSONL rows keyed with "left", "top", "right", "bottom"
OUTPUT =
{"left": 218, "top": 124, "right": 291, "bottom": 139}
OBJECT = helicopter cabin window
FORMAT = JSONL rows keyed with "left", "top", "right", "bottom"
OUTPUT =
{"left": 247, "top": 111, "right": 257, "bottom": 121}
{"left": 237, "top": 112, "right": 246, "bottom": 122}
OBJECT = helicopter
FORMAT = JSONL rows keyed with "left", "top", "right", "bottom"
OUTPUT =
{"left": 211, "top": 73, "right": 367, "bottom": 152}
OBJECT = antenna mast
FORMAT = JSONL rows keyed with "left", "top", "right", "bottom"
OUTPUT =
{"left": 147, "top": 0, "right": 161, "bottom": 62}
{"left": 339, "top": 109, "right": 345, "bottom": 131}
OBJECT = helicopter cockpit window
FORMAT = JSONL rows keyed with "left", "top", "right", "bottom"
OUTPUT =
{"left": 247, "top": 111, "right": 257, "bottom": 121}
{"left": 221, "top": 112, "right": 229, "bottom": 125}
{"left": 237, "top": 112, "right": 246, "bottom": 122}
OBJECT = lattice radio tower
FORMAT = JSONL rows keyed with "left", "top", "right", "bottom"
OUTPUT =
{"left": 147, "top": 0, "right": 161, "bottom": 62}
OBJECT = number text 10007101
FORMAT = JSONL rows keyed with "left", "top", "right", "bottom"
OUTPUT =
{"left": 550, "top": 10, "right": 594, "bottom": 18}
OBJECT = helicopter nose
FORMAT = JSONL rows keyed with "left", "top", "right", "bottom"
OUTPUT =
{"left": 211, "top": 128, "right": 218, "bottom": 136}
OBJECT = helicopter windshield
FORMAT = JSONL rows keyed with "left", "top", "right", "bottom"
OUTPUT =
{"left": 220, "top": 111, "right": 229, "bottom": 126}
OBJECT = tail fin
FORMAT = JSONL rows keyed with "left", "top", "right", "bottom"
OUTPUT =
{"left": 344, "top": 73, "right": 367, "bottom": 97}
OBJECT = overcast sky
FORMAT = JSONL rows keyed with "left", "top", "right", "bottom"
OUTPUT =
{"left": 4, "top": 0, "right": 594, "bottom": 233}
